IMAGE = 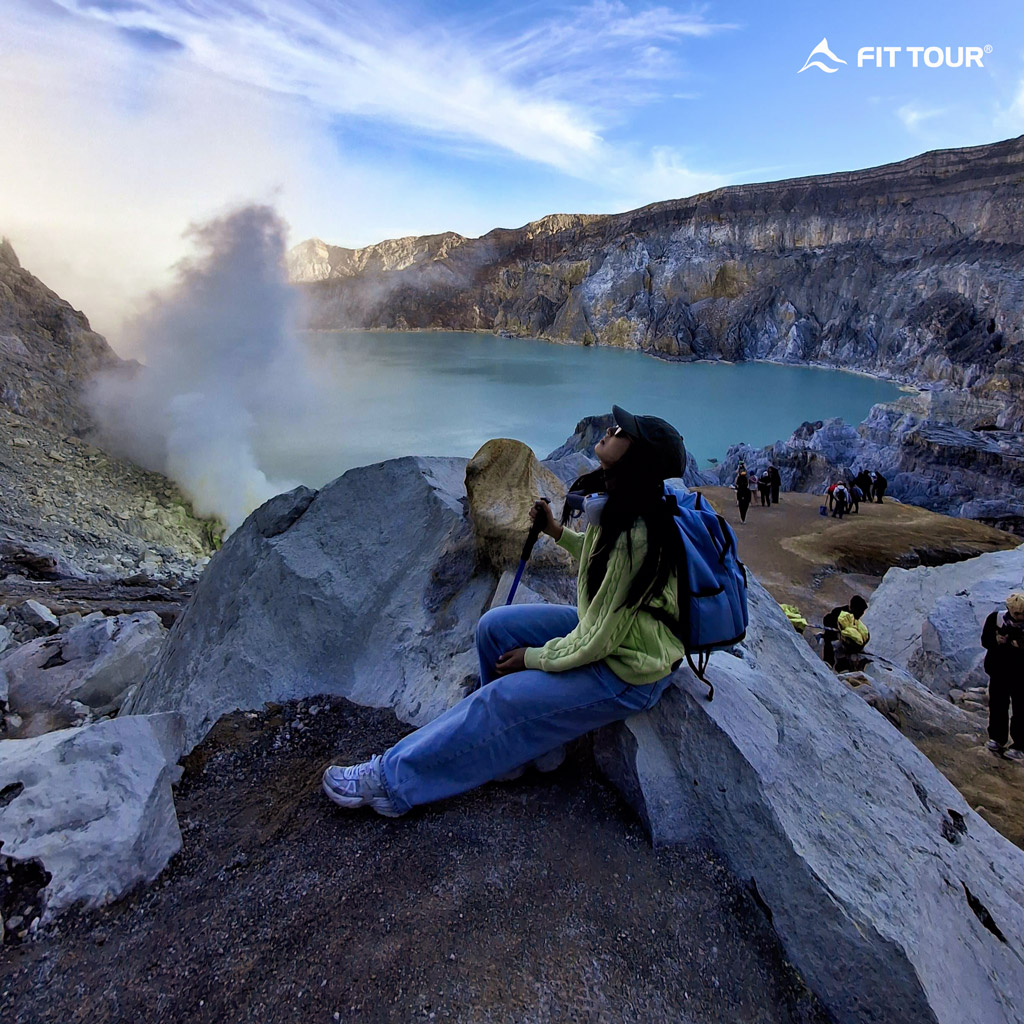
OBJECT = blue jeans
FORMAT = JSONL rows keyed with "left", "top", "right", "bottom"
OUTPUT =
{"left": 379, "top": 604, "right": 673, "bottom": 814}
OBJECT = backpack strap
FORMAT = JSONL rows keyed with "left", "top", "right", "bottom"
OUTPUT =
{"left": 685, "top": 651, "right": 715, "bottom": 701}
{"left": 643, "top": 605, "right": 715, "bottom": 701}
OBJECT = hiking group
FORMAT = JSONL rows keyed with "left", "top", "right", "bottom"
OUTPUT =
{"left": 733, "top": 463, "right": 887, "bottom": 524}
{"left": 322, "top": 406, "right": 747, "bottom": 818}
{"left": 822, "top": 470, "right": 886, "bottom": 519}
{"left": 732, "top": 462, "right": 780, "bottom": 522}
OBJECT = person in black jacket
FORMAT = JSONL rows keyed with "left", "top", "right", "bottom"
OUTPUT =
{"left": 768, "top": 464, "right": 781, "bottom": 504}
{"left": 854, "top": 470, "right": 873, "bottom": 502}
{"left": 735, "top": 464, "right": 751, "bottom": 523}
{"left": 758, "top": 470, "right": 772, "bottom": 507}
{"left": 849, "top": 483, "right": 863, "bottom": 514}
{"left": 873, "top": 471, "right": 887, "bottom": 504}
{"left": 982, "top": 592, "right": 1024, "bottom": 760}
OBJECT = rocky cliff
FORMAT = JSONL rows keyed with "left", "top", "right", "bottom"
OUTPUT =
{"left": 291, "top": 135, "right": 1024, "bottom": 525}
{"left": 292, "top": 137, "right": 1024, "bottom": 411}
{"left": 0, "top": 238, "right": 121, "bottom": 436}
{"left": 0, "top": 240, "right": 216, "bottom": 578}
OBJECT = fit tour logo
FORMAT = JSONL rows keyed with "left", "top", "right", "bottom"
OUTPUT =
{"left": 798, "top": 38, "right": 846, "bottom": 74}
{"left": 798, "top": 37, "right": 992, "bottom": 73}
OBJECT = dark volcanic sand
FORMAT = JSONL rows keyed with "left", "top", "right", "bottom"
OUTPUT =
{"left": 0, "top": 698, "right": 831, "bottom": 1024}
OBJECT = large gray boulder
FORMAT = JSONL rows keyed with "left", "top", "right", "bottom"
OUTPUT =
{"left": 123, "top": 458, "right": 497, "bottom": 751}
{"left": 864, "top": 547, "right": 1024, "bottom": 697}
{"left": 839, "top": 659, "right": 986, "bottom": 741}
{"left": 0, "top": 611, "right": 167, "bottom": 736}
{"left": 0, "top": 713, "right": 185, "bottom": 918}
{"left": 596, "top": 580, "right": 1024, "bottom": 1024}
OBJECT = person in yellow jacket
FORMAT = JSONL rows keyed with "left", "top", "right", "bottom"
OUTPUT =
{"left": 837, "top": 609, "right": 870, "bottom": 650}
{"left": 822, "top": 595, "right": 869, "bottom": 668}
{"left": 322, "top": 406, "right": 689, "bottom": 817}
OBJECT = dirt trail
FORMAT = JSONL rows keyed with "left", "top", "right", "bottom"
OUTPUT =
{"left": 0, "top": 698, "right": 829, "bottom": 1024}
{"left": 700, "top": 486, "right": 1017, "bottom": 627}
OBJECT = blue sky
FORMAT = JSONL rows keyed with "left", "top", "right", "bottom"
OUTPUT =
{"left": 2, "top": 0, "right": 1023, "bottom": 340}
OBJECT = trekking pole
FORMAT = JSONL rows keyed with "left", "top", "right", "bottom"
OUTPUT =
{"left": 506, "top": 498, "right": 550, "bottom": 605}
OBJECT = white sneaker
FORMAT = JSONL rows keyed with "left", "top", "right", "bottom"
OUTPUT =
{"left": 1005, "top": 748, "right": 1024, "bottom": 763}
{"left": 987, "top": 739, "right": 1006, "bottom": 754}
{"left": 322, "top": 756, "right": 402, "bottom": 817}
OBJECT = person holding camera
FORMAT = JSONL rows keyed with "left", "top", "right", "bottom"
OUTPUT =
{"left": 983, "top": 591, "right": 1024, "bottom": 761}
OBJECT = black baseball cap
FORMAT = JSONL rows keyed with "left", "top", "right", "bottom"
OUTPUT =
{"left": 612, "top": 405, "right": 687, "bottom": 479}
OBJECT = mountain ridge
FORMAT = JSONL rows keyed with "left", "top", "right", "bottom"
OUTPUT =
{"left": 287, "top": 135, "right": 1024, "bottom": 424}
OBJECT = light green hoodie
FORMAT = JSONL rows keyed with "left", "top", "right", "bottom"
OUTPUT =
{"left": 523, "top": 521, "right": 687, "bottom": 685}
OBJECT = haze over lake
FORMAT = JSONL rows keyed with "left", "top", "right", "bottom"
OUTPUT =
{"left": 257, "top": 331, "right": 904, "bottom": 486}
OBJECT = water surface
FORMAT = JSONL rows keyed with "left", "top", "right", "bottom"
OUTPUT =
{"left": 257, "top": 331, "right": 903, "bottom": 486}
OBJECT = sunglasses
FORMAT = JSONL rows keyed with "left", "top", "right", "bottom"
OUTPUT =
{"left": 607, "top": 425, "right": 629, "bottom": 438}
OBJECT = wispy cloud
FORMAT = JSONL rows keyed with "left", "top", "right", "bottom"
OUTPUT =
{"left": 1, "top": 0, "right": 737, "bottom": 342}
{"left": 47, "top": 0, "right": 735, "bottom": 173}
{"left": 896, "top": 102, "right": 947, "bottom": 132}
{"left": 993, "top": 78, "right": 1024, "bottom": 136}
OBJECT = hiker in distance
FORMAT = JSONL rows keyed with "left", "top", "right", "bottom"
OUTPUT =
{"left": 735, "top": 462, "right": 752, "bottom": 523}
{"left": 322, "top": 406, "right": 691, "bottom": 817}
{"left": 821, "top": 595, "right": 870, "bottom": 670}
{"left": 983, "top": 591, "right": 1024, "bottom": 762}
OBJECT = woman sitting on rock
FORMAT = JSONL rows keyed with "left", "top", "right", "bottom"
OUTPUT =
{"left": 322, "top": 406, "right": 689, "bottom": 817}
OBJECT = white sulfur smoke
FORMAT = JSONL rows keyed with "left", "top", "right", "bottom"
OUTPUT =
{"left": 88, "top": 204, "right": 312, "bottom": 532}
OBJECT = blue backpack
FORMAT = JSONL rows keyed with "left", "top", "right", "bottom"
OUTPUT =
{"left": 646, "top": 483, "right": 748, "bottom": 699}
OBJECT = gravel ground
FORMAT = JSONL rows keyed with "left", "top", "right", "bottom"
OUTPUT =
{"left": 0, "top": 697, "right": 831, "bottom": 1024}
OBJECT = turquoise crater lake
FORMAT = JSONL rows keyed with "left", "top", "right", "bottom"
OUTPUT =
{"left": 259, "top": 331, "right": 904, "bottom": 486}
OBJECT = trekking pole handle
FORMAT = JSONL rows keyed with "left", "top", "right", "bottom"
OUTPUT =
{"left": 520, "top": 498, "right": 550, "bottom": 562}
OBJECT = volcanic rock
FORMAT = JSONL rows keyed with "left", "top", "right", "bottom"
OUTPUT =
{"left": 0, "top": 712, "right": 185, "bottom": 918}
{"left": 123, "top": 458, "right": 498, "bottom": 751}
{"left": 0, "top": 237, "right": 118, "bottom": 436}
{"left": 0, "top": 611, "right": 167, "bottom": 736}
{"left": 17, "top": 600, "right": 58, "bottom": 634}
{"left": 0, "top": 243, "right": 218, "bottom": 578}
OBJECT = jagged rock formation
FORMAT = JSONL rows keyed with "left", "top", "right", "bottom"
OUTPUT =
{"left": 287, "top": 231, "right": 469, "bottom": 283}
{"left": 0, "top": 610, "right": 167, "bottom": 737}
{"left": 0, "top": 238, "right": 119, "bottom": 436}
{"left": 0, "top": 240, "right": 217, "bottom": 577}
{"left": 123, "top": 460, "right": 493, "bottom": 750}
{"left": 292, "top": 136, "right": 1024, "bottom": 526}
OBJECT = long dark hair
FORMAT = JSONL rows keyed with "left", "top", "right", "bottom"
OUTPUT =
{"left": 562, "top": 445, "right": 684, "bottom": 611}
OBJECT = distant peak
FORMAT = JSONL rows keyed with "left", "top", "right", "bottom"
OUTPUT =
{"left": 0, "top": 236, "right": 21, "bottom": 268}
